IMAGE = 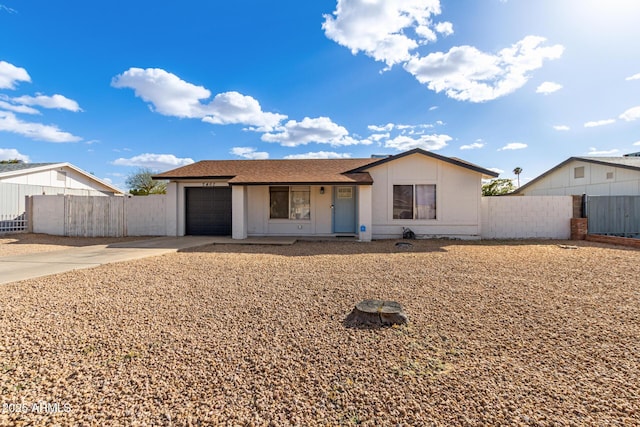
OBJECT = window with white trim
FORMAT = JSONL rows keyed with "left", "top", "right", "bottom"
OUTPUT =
{"left": 393, "top": 184, "right": 436, "bottom": 220}
{"left": 269, "top": 186, "right": 310, "bottom": 220}
{"left": 574, "top": 166, "right": 585, "bottom": 179}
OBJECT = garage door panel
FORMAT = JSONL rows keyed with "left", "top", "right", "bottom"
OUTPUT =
{"left": 185, "top": 187, "right": 232, "bottom": 235}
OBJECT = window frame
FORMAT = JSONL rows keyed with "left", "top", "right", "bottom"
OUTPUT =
{"left": 392, "top": 184, "right": 437, "bottom": 220}
{"left": 269, "top": 186, "right": 311, "bottom": 220}
{"left": 574, "top": 166, "right": 585, "bottom": 179}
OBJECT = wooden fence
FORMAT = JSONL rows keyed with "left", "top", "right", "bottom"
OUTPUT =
{"left": 31, "top": 194, "right": 167, "bottom": 237}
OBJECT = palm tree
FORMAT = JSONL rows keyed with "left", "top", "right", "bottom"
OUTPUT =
{"left": 513, "top": 167, "right": 523, "bottom": 187}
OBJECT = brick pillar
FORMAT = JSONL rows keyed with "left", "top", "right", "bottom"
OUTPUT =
{"left": 570, "top": 218, "right": 588, "bottom": 240}
{"left": 572, "top": 195, "right": 584, "bottom": 218}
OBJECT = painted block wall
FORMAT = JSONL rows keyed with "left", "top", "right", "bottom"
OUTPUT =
{"left": 125, "top": 195, "right": 167, "bottom": 236}
{"left": 481, "top": 196, "right": 572, "bottom": 239}
{"left": 31, "top": 195, "right": 65, "bottom": 235}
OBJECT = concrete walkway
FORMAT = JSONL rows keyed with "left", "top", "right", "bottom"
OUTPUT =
{"left": 0, "top": 235, "right": 297, "bottom": 285}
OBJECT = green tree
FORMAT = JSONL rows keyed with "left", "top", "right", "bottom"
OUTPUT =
{"left": 0, "top": 159, "right": 23, "bottom": 164}
{"left": 482, "top": 178, "right": 516, "bottom": 196}
{"left": 513, "top": 167, "right": 523, "bottom": 187}
{"left": 125, "top": 168, "right": 167, "bottom": 195}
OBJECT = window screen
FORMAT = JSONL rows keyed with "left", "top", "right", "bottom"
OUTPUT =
{"left": 393, "top": 185, "right": 414, "bottom": 219}
{"left": 416, "top": 184, "right": 436, "bottom": 219}
{"left": 289, "top": 187, "right": 310, "bottom": 220}
{"left": 269, "top": 186, "right": 289, "bottom": 219}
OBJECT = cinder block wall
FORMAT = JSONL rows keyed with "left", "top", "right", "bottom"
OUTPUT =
{"left": 481, "top": 196, "right": 573, "bottom": 239}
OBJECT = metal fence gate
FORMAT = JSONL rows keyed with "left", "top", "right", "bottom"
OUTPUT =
{"left": 586, "top": 195, "right": 640, "bottom": 238}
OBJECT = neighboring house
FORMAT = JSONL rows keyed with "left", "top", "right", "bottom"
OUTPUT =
{"left": 0, "top": 162, "right": 123, "bottom": 220}
{"left": 514, "top": 155, "right": 640, "bottom": 196}
{"left": 154, "top": 148, "right": 498, "bottom": 241}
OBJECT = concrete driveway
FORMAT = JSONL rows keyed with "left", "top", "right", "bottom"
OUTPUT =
{"left": 0, "top": 236, "right": 223, "bottom": 285}
{"left": 0, "top": 235, "right": 298, "bottom": 285}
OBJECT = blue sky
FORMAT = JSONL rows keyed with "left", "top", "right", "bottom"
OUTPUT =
{"left": 1, "top": 0, "right": 639, "bottom": 190}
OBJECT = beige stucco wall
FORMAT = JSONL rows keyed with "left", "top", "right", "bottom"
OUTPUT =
{"left": 522, "top": 160, "right": 640, "bottom": 196}
{"left": 246, "top": 185, "right": 336, "bottom": 236}
{"left": 366, "top": 153, "right": 483, "bottom": 239}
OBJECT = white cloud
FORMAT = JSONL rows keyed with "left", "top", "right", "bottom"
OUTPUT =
{"left": 434, "top": 21, "right": 453, "bottom": 36}
{"left": 0, "top": 4, "right": 17, "bottom": 13}
{"left": 428, "top": 105, "right": 438, "bottom": 111}
{"left": 368, "top": 123, "right": 435, "bottom": 134}
{"left": 12, "top": 94, "right": 82, "bottom": 112}
{"left": 111, "top": 68, "right": 211, "bottom": 118}
{"left": 262, "top": 116, "right": 368, "bottom": 147}
{"left": 322, "top": 0, "right": 444, "bottom": 67}
{"left": 536, "top": 81, "right": 562, "bottom": 94}
{"left": 488, "top": 167, "right": 504, "bottom": 175}
{"left": 619, "top": 106, "right": 640, "bottom": 122}
{"left": 201, "top": 91, "right": 286, "bottom": 130}
{"left": 498, "top": 142, "right": 527, "bottom": 151}
{"left": 404, "top": 36, "right": 564, "bottom": 102}
{"left": 553, "top": 125, "right": 570, "bottom": 131}
{"left": 230, "top": 147, "right": 269, "bottom": 160}
{"left": 0, "top": 61, "right": 30, "bottom": 89}
{"left": 460, "top": 142, "right": 484, "bottom": 150}
{"left": 284, "top": 151, "right": 352, "bottom": 159}
{"left": 584, "top": 119, "right": 615, "bottom": 127}
{"left": 633, "top": 141, "right": 640, "bottom": 146}
{"left": 112, "top": 68, "right": 285, "bottom": 130}
{"left": 384, "top": 133, "right": 451, "bottom": 151}
{"left": 0, "top": 110, "right": 81, "bottom": 142}
{"left": 368, "top": 123, "right": 395, "bottom": 132}
{"left": 625, "top": 73, "right": 640, "bottom": 81}
{"left": 369, "top": 133, "right": 390, "bottom": 142}
{"left": 0, "top": 99, "right": 40, "bottom": 114}
{"left": 0, "top": 148, "right": 30, "bottom": 162}
{"left": 586, "top": 147, "right": 620, "bottom": 156}
{"left": 112, "top": 153, "right": 194, "bottom": 170}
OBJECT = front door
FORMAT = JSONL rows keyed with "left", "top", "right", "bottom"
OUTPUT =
{"left": 333, "top": 186, "right": 356, "bottom": 233}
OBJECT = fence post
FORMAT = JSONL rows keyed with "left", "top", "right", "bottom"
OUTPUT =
{"left": 25, "top": 195, "right": 33, "bottom": 233}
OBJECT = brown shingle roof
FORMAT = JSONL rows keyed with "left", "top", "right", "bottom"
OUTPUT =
{"left": 154, "top": 158, "right": 378, "bottom": 185}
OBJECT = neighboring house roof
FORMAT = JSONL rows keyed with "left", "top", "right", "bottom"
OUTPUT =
{"left": 514, "top": 156, "right": 640, "bottom": 194}
{"left": 0, "top": 162, "right": 58, "bottom": 174}
{"left": 0, "top": 162, "right": 124, "bottom": 194}
{"left": 155, "top": 148, "right": 498, "bottom": 184}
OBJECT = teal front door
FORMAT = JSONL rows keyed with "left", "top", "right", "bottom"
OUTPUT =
{"left": 333, "top": 186, "right": 356, "bottom": 233}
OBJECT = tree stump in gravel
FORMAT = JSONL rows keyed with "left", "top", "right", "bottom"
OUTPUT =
{"left": 344, "top": 300, "right": 408, "bottom": 328}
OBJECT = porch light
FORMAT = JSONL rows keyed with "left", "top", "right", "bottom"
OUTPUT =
{"left": 320, "top": 186, "right": 325, "bottom": 194}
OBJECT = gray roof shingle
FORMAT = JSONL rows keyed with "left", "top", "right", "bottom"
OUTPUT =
{"left": 0, "top": 162, "right": 59, "bottom": 174}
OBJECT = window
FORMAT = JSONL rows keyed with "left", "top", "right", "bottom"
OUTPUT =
{"left": 606, "top": 172, "right": 614, "bottom": 180}
{"left": 56, "top": 171, "right": 66, "bottom": 182}
{"left": 269, "top": 186, "right": 310, "bottom": 220}
{"left": 269, "top": 186, "right": 289, "bottom": 219}
{"left": 574, "top": 166, "right": 585, "bottom": 179}
{"left": 393, "top": 184, "right": 436, "bottom": 220}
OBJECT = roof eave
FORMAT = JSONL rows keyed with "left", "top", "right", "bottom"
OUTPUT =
{"left": 347, "top": 148, "right": 499, "bottom": 177}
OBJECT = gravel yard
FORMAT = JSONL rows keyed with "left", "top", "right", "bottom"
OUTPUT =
{"left": 0, "top": 234, "right": 146, "bottom": 257}
{"left": 1, "top": 239, "right": 638, "bottom": 426}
